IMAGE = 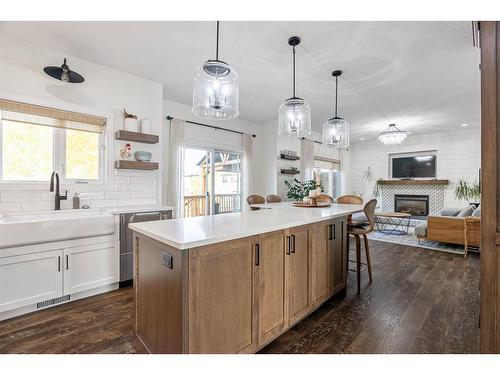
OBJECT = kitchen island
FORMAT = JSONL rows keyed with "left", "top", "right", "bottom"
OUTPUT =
{"left": 129, "top": 203, "right": 363, "bottom": 353}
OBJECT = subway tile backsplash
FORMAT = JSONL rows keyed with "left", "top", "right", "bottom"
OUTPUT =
{"left": 0, "top": 170, "right": 159, "bottom": 213}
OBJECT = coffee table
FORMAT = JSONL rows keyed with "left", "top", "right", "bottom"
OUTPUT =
{"left": 375, "top": 212, "right": 411, "bottom": 235}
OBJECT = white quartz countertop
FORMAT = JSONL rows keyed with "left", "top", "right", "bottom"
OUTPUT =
{"left": 103, "top": 205, "right": 175, "bottom": 214}
{"left": 129, "top": 202, "right": 363, "bottom": 250}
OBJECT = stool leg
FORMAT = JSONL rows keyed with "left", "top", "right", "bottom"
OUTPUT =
{"left": 363, "top": 234, "right": 373, "bottom": 284}
{"left": 355, "top": 235, "right": 361, "bottom": 294}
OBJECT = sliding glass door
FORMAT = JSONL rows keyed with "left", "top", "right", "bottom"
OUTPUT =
{"left": 182, "top": 147, "right": 242, "bottom": 218}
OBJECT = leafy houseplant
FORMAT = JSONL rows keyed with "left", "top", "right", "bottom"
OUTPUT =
{"left": 454, "top": 179, "right": 480, "bottom": 206}
{"left": 285, "top": 179, "right": 323, "bottom": 201}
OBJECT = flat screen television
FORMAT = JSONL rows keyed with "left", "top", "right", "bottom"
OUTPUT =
{"left": 391, "top": 154, "right": 436, "bottom": 178}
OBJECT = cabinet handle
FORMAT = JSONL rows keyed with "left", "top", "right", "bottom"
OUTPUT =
{"left": 328, "top": 224, "right": 332, "bottom": 240}
{"left": 58, "top": 256, "right": 61, "bottom": 272}
{"left": 286, "top": 236, "right": 291, "bottom": 255}
{"left": 255, "top": 243, "right": 260, "bottom": 266}
{"left": 291, "top": 234, "right": 296, "bottom": 253}
{"left": 332, "top": 224, "right": 336, "bottom": 240}
{"left": 66, "top": 254, "right": 69, "bottom": 270}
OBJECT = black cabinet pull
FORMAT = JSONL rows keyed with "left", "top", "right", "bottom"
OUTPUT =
{"left": 57, "top": 256, "right": 61, "bottom": 272}
{"left": 286, "top": 236, "right": 291, "bottom": 255}
{"left": 255, "top": 243, "right": 260, "bottom": 266}
{"left": 332, "top": 224, "right": 336, "bottom": 240}
{"left": 328, "top": 224, "right": 332, "bottom": 240}
{"left": 291, "top": 234, "right": 296, "bottom": 253}
{"left": 66, "top": 254, "right": 69, "bottom": 270}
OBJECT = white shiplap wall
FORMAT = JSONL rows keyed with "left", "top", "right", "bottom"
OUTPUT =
{"left": 347, "top": 127, "right": 481, "bottom": 209}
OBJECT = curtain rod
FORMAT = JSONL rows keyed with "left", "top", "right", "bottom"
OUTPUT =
{"left": 167, "top": 116, "right": 256, "bottom": 138}
{"left": 301, "top": 137, "right": 323, "bottom": 145}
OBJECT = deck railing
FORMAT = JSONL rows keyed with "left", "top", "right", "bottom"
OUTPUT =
{"left": 183, "top": 194, "right": 241, "bottom": 218}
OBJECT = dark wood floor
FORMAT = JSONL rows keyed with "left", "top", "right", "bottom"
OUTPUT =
{"left": 0, "top": 240, "right": 480, "bottom": 354}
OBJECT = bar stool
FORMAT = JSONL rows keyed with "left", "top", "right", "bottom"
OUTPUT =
{"left": 247, "top": 195, "right": 265, "bottom": 210}
{"left": 316, "top": 194, "right": 334, "bottom": 203}
{"left": 347, "top": 199, "right": 376, "bottom": 294}
{"left": 266, "top": 194, "right": 282, "bottom": 203}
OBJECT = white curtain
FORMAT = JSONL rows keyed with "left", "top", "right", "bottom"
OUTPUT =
{"left": 300, "top": 138, "right": 315, "bottom": 182}
{"left": 166, "top": 118, "right": 185, "bottom": 217}
{"left": 242, "top": 134, "right": 253, "bottom": 212}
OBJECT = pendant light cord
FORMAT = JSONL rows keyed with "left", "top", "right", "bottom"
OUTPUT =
{"left": 216, "top": 21, "right": 220, "bottom": 61}
{"left": 334, "top": 75, "right": 338, "bottom": 118}
{"left": 292, "top": 45, "right": 296, "bottom": 98}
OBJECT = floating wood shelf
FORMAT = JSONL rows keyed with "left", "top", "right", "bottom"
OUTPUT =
{"left": 115, "top": 160, "right": 159, "bottom": 170}
{"left": 115, "top": 130, "right": 159, "bottom": 144}
{"left": 377, "top": 179, "right": 449, "bottom": 186}
{"left": 280, "top": 169, "right": 300, "bottom": 175}
{"left": 280, "top": 154, "right": 300, "bottom": 161}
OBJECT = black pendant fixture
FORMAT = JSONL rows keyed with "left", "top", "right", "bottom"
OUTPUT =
{"left": 44, "top": 58, "right": 85, "bottom": 83}
{"left": 322, "top": 70, "right": 350, "bottom": 148}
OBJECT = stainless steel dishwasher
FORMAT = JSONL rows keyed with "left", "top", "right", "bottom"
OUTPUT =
{"left": 119, "top": 210, "right": 172, "bottom": 284}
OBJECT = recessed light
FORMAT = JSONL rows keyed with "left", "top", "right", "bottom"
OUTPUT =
{"left": 360, "top": 137, "right": 365, "bottom": 141}
{"left": 407, "top": 131, "right": 412, "bottom": 134}
{"left": 461, "top": 123, "right": 469, "bottom": 127}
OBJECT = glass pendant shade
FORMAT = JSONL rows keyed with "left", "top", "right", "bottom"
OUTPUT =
{"left": 192, "top": 60, "right": 239, "bottom": 120}
{"left": 322, "top": 117, "right": 350, "bottom": 147}
{"left": 278, "top": 97, "right": 311, "bottom": 136}
{"left": 378, "top": 123, "right": 407, "bottom": 145}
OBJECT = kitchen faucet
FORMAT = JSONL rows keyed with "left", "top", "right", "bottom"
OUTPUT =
{"left": 49, "top": 171, "right": 67, "bottom": 210}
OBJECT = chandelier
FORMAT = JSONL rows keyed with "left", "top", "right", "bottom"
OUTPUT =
{"left": 378, "top": 123, "right": 407, "bottom": 145}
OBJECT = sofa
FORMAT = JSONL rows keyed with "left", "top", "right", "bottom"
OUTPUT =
{"left": 414, "top": 205, "right": 481, "bottom": 246}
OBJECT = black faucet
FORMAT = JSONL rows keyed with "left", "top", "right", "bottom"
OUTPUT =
{"left": 50, "top": 171, "right": 67, "bottom": 210}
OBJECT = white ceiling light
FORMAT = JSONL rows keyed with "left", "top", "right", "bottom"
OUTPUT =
{"left": 278, "top": 36, "right": 311, "bottom": 137}
{"left": 461, "top": 123, "right": 469, "bottom": 127}
{"left": 322, "top": 70, "right": 350, "bottom": 148}
{"left": 192, "top": 21, "right": 239, "bottom": 120}
{"left": 378, "top": 123, "right": 407, "bottom": 145}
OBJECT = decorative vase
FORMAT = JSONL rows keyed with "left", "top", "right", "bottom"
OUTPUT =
{"left": 124, "top": 118, "right": 138, "bottom": 132}
{"left": 140, "top": 119, "right": 150, "bottom": 134}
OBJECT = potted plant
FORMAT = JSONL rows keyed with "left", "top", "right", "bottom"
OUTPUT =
{"left": 285, "top": 179, "right": 323, "bottom": 201}
{"left": 454, "top": 179, "right": 480, "bottom": 207}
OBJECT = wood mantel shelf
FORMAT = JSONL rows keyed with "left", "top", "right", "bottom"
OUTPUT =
{"left": 377, "top": 179, "right": 449, "bottom": 186}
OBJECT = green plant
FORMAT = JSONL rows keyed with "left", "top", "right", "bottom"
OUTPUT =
{"left": 454, "top": 179, "right": 480, "bottom": 204}
{"left": 285, "top": 179, "right": 323, "bottom": 201}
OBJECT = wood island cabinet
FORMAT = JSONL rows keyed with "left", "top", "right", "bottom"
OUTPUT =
{"left": 133, "top": 217, "right": 348, "bottom": 353}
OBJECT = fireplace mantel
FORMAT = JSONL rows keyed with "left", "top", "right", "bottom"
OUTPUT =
{"left": 377, "top": 179, "right": 449, "bottom": 186}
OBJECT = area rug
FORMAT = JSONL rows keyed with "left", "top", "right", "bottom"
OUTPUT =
{"left": 367, "top": 225, "right": 466, "bottom": 255}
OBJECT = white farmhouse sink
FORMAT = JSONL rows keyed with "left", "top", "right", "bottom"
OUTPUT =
{"left": 0, "top": 209, "right": 115, "bottom": 249}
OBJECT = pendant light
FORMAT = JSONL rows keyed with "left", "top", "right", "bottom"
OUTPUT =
{"left": 278, "top": 36, "right": 311, "bottom": 136}
{"left": 378, "top": 123, "right": 408, "bottom": 145}
{"left": 322, "top": 70, "right": 349, "bottom": 147}
{"left": 43, "top": 58, "right": 85, "bottom": 83}
{"left": 192, "top": 21, "right": 239, "bottom": 120}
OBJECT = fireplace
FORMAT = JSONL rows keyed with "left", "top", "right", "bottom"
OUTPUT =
{"left": 394, "top": 194, "right": 429, "bottom": 217}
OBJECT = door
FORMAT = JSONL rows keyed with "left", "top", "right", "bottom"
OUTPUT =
{"left": 182, "top": 147, "right": 243, "bottom": 218}
{"left": 312, "top": 220, "right": 333, "bottom": 306}
{"left": 0, "top": 250, "right": 63, "bottom": 313}
{"left": 63, "top": 242, "right": 119, "bottom": 295}
{"left": 255, "top": 230, "right": 287, "bottom": 346}
{"left": 287, "top": 225, "right": 312, "bottom": 326}
{"left": 188, "top": 237, "right": 256, "bottom": 353}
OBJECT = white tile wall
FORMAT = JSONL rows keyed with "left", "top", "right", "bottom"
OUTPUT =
{"left": 0, "top": 170, "right": 158, "bottom": 213}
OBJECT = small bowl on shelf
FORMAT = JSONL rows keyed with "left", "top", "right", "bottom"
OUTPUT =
{"left": 134, "top": 151, "right": 152, "bottom": 162}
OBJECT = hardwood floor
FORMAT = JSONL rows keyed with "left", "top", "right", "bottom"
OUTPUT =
{"left": 0, "top": 240, "right": 480, "bottom": 354}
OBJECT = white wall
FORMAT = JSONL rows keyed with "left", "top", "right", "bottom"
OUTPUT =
{"left": 347, "top": 128, "right": 481, "bottom": 208}
{"left": 0, "top": 34, "right": 164, "bottom": 212}
{"left": 162, "top": 99, "right": 273, "bottom": 200}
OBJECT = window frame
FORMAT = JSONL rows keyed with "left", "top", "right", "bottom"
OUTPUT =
{"left": 0, "top": 99, "right": 112, "bottom": 188}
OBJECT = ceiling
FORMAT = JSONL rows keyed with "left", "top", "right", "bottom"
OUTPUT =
{"left": 1, "top": 21, "right": 481, "bottom": 141}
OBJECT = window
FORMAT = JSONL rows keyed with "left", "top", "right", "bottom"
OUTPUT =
{"left": 313, "top": 157, "right": 341, "bottom": 198}
{"left": 0, "top": 99, "right": 106, "bottom": 183}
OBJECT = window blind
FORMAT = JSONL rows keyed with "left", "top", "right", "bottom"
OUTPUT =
{"left": 314, "top": 156, "right": 341, "bottom": 170}
{"left": 0, "top": 98, "right": 106, "bottom": 133}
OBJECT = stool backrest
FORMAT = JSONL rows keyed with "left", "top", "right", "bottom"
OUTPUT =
{"left": 266, "top": 194, "right": 282, "bottom": 203}
{"left": 247, "top": 195, "right": 265, "bottom": 210}
{"left": 337, "top": 195, "right": 363, "bottom": 205}
{"left": 364, "top": 199, "right": 378, "bottom": 232}
{"left": 316, "top": 194, "right": 334, "bottom": 203}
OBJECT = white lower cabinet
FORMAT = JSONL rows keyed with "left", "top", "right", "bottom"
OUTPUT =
{"left": 63, "top": 243, "right": 119, "bottom": 295}
{"left": 0, "top": 249, "right": 63, "bottom": 313}
{"left": 0, "top": 239, "right": 118, "bottom": 318}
